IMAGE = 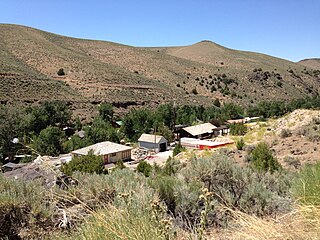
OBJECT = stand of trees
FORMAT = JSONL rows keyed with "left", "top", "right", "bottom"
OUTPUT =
{"left": 0, "top": 96, "right": 319, "bottom": 164}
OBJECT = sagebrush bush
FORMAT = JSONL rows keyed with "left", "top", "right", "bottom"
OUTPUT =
{"left": 176, "top": 154, "right": 291, "bottom": 225}
{"left": 0, "top": 174, "right": 56, "bottom": 238}
{"left": 280, "top": 128, "right": 292, "bottom": 138}
{"left": 57, "top": 169, "right": 176, "bottom": 239}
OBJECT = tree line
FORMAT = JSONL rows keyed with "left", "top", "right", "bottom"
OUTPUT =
{"left": 0, "top": 96, "right": 319, "bottom": 164}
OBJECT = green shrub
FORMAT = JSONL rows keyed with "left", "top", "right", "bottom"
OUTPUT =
{"left": 137, "top": 160, "right": 152, "bottom": 177}
{"left": 291, "top": 162, "right": 320, "bottom": 205}
{"left": 248, "top": 142, "right": 281, "bottom": 173}
{"left": 162, "top": 157, "right": 181, "bottom": 176}
{"left": 229, "top": 123, "right": 248, "bottom": 136}
{"left": 61, "top": 150, "right": 105, "bottom": 175}
{"left": 178, "top": 154, "right": 291, "bottom": 224}
{"left": 57, "top": 68, "right": 65, "bottom": 76}
{"left": 236, "top": 138, "right": 245, "bottom": 150}
{"left": 149, "top": 175, "right": 178, "bottom": 213}
{"left": 279, "top": 128, "right": 292, "bottom": 138}
{"left": 173, "top": 142, "right": 185, "bottom": 156}
{"left": 0, "top": 175, "right": 55, "bottom": 238}
{"left": 191, "top": 88, "right": 198, "bottom": 95}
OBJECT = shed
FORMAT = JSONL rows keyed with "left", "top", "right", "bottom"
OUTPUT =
{"left": 72, "top": 141, "right": 132, "bottom": 164}
{"left": 180, "top": 123, "right": 217, "bottom": 139}
{"left": 138, "top": 134, "right": 167, "bottom": 153}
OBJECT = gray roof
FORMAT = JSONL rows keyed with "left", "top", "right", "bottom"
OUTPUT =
{"left": 72, "top": 141, "right": 132, "bottom": 156}
{"left": 138, "top": 134, "right": 167, "bottom": 144}
{"left": 182, "top": 123, "right": 217, "bottom": 136}
{"left": 1, "top": 162, "right": 26, "bottom": 169}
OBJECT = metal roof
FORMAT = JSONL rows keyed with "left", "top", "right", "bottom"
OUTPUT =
{"left": 72, "top": 141, "right": 132, "bottom": 156}
{"left": 182, "top": 123, "right": 217, "bottom": 136}
{"left": 138, "top": 134, "right": 167, "bottom": 144}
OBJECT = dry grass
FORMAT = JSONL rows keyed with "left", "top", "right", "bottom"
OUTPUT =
{"left": 209, "top": 205, "right": 320, "bottom": 240}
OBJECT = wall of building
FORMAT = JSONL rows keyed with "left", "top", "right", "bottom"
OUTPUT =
{"left": 107, "top": 150, "right": 131, "bottom": 163}
{"left": 139, "top": 141, "right": 160, "bottom": 151}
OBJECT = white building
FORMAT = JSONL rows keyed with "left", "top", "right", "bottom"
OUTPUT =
{"left": 138, "top": 134, "right": 167, "bottom": 153}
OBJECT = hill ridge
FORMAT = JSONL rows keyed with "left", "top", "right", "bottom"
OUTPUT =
{"left": 0, "top": 24, "right": 319, "bottom": 119}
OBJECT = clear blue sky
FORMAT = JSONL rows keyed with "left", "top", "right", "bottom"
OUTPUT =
{"left": 1, "top": 0, "right": 319, "bottom": 61}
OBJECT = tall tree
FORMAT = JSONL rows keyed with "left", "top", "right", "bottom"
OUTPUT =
{"left": 99, "top": 103, "right": 114, "bottom": 122}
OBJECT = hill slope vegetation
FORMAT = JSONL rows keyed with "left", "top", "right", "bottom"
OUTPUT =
{"left": 0, "top": 24, "right": 319, "bottom": 118}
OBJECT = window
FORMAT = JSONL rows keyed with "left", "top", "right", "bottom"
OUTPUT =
{"left": 110, "top": 153, "right": 116, "bottom": 157}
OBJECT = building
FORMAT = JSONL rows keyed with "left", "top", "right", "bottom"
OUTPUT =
{"left": 180, "top": 123, "right": 217, "bottom": 139}
{"left": 213, "top": 125, "right": 229, "bottom": 136}
{"left": 181, "top": 138, "right": 234, "bottom": 150}
{"left": 1, "top": 162, "right": 26, "bottom": 173}
{"left": 138, "top": 134, "right": 167, "bottom": 153}
{"left": 72, "top": 141, "right": 132, "bottom": 164}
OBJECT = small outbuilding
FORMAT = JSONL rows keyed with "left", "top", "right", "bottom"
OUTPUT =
{"left": 138, "top": 134, "right": 167, "bottom": 153}
{"left": 72, "top": 141, "right": 132, "bottom": 164}
{"left": 180, "top": 123, "right": 217, "bottom": 139}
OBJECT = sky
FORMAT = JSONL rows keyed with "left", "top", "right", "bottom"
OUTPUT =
{"left": 0, "top": 0, "right": 319, "bottom": 62}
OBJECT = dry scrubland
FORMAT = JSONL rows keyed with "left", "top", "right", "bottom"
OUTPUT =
{"left": 0, "top": 24, "right": 319, "bottom": 120}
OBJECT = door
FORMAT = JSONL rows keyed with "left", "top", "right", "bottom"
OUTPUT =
{"left": 159, "top": 143, "right": 167, "bottom": 152}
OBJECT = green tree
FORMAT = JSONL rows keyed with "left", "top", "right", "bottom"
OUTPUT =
{"left": 99, "top": 103, "right": 114, "bottom": 122}
{"left": 61, "top": 150, "right": 104, "bottom": 175}
{"left": 157, "top": 124, "right": 173, "bottom": 142}
{"left": 33, "top": 126, "right": 66, "bottom": 156}
{"left": 0, "top": 106, "right": 22, "bottom": 163}
{"left": 22, "top": 101, "right": 71, "bottom": 134}
{"left": 137, "top": 160, "right": 152, "bottom": 177}
{"left": 248, "top": 142, "right": 281, "bottom": 173}
{"left": 85, "top": 117, "right": 119, "bottom": 144}
{"left": 63, "top": 135, "right": 91, "bottom": 152}
{"left": 221, "top": 103, "right": 244, "bottom": 120}
{"left": 229, "top": 123, "right": 248, "bottom": 135}
{"left": 155, "top": 103, "right": 174, "bottom": 129}
{"left": 121, "top": 109, "right": 154, "bottom": 141}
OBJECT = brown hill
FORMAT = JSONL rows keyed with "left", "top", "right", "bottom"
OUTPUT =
{"left": 0, "top": 24, "right": 319, "bottom": 119}
{"left": 298, "top": 58, "right": 320, "bottom": 70}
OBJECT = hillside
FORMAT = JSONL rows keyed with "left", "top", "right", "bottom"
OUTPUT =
{"left": 298, "top": 58, "right": 320, "bottom": 70}
{"left": 0, "top": 24, "right": 319, "bottom": 119}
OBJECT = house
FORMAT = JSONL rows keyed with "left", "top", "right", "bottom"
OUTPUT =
{"left": 180, "top": 138, "right": 234, "bottom": 150}
{"left": 72, "top": 141, "right": 132, "bottom": 164}
{"left": 226, "top": 119, "right": 246, "bottom": 124}
{"left": 180, "top": 123, "right": 217, "bottom": 139}
{"left": 138, "top": 134, "right": 167, "bottom": 153}
{"left": 213, "top": 125, "right": 229, "bottom": 136}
